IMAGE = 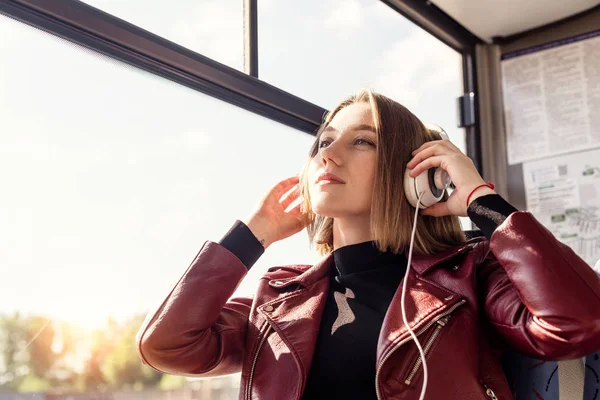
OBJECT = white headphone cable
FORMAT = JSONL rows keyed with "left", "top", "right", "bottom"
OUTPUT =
{"left": 400, "top": 190, "right": 428, "bottom": 400}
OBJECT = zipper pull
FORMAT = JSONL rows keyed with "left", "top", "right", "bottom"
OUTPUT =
{"left": 482, "top": 384, "right": 498, "bottom": 400}
{"left": 437, "top": 315, "right": 451, "bottom": 327}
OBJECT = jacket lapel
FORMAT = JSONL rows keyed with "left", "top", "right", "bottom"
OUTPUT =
{"left": 376, "top": 267, "right": 461, "bottom": 365}
{"left": 376, "top": 243, "right": 474, "bottom": 365}
{"left": 259, "top": 253, "right": 333, "bottom": 380}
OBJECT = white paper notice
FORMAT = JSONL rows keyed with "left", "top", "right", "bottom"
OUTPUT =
{"left": 502, "top": 32, "right": 600, "bottom": 165}
{"left": 523, "top": 149, "right": 600, "bottom": 271}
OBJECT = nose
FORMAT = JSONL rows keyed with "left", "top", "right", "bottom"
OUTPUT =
{"left": 320, "top": 140, "right": 342, "bottom": 167}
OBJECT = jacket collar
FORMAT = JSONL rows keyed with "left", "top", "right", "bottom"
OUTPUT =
{"left": 411, "top": 241, "right": 478, "bottom": 275}
{"left": 265, "top": 253, "right": 334, "bottom": 290}
{"left": 267, "top": 240, "right": 478, "bottom": 290}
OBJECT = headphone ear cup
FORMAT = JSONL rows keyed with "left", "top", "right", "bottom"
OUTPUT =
{"left": 405, "top": 122, "right": 453, "bottom": 209}
{"left": 404, "top": 168, "right": 420, "bottom": 208}
{"left": 404, "top": 168, "right": 447, "bottom": 209}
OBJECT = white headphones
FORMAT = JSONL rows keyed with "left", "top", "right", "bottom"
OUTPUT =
{"left": 403, "top": 123, "right": 452, "bottom": 209}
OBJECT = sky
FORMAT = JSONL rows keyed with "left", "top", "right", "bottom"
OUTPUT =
{"left": 0, "top": 0, "right": 468, "bottom": 329}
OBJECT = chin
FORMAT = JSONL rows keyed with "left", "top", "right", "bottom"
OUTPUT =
{"left": 311, "top": 203, "right": 335, "bottom": 218}
{"left": 309, "top": 189, "right": 369, "bottom": 218}
{"left": 310, "top": 197, "right": 341, "bottom": 218}
{"left": 311, "top": 200, "right": 360, "bottom": 219}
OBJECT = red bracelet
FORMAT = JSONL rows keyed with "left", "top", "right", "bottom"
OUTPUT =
{"left": 466, "top": 182, "right": 495, "bottom": 207}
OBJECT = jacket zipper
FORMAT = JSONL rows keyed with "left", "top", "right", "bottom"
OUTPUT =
{"left": 403, "top": 314, "right": 451, "bottom": 385}
{"left": 375, "top": 299, "right": 466, "bottom": 400}
{"left": 246, "top": 324, "right": 273, "bottom": 400}
{"left": 482, "top": 384, "right": 498, "bottom": 400}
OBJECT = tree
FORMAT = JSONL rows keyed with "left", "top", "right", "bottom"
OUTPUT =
{"left": 0, "top": 313, "right": 165, "bottom": 393}
{"left": 100, "top": 315, "right": 162, "bottom": 389}
{"left": 0, "top": 313, "right": 58, "bottom": 390}
{"left": 79, "top": 327, "right": 114, "bottom": 391}
{"left": 24, "top": 316, "right": 56, "bottom": 379}
{"left": 158, "top": 374, "right": 185, "bottom": 390}
{"left": 0, "top": 313, "right": 28, "bottom": 388}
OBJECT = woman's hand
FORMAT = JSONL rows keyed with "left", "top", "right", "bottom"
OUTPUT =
{"left": 243, "top": 176, "right": 309, "bottom": 249}
{"left": 406, "top": 140, "right": 496, "bottom": 217}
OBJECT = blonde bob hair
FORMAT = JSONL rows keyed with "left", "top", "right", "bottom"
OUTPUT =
{"left": 299, "top": 89, "right": 466, "bottom": 256}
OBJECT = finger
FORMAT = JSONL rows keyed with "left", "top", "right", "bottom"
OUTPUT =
{"left": 439, "top": 138, "right": 462, "bottom": 153}
{"left": 421, "top": 201, "right": 450, "bottom": 217}
{"left": 411, "top": 139, "right": 465, "bottom": 162}
{"left": 411, "top": 140, "right": 438, "bottom": 155}
{"left": 409, "top": 155, "right": 446, "bottom": 177}
{"left": 411, "top": 139, "right": 452, "bottom": 156}
{"left": 407, "top": 145, "right": 442, "bottom": 169}
{"left": 271, "top": 176, "right": 300, "bottom": 198}
{"left": 407, "top": 142, "right": 458, "bottom": 170}
{"left": 281, "top": 185, "right": 301, "bottom": 210}
{"left": 286, "top": 203, "right": 310, "bottom": 229}
{"left": 285, "top": 200, "right": 304, "bottom": 216}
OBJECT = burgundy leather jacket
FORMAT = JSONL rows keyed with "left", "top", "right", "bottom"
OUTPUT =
{"left": 137, "top": 211, "right": 600, "bottom": 399}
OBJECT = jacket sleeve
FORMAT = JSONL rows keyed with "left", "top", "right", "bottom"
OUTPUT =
{"left": 477, "top": 211, "right": 600, "bottom": 360}
{"left": 136, "top": 240, "right": 252, "bottom": 376}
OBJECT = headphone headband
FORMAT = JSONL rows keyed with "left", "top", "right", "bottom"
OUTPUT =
{"left": 424, "top": 122, "right": 449, "bottom": 141}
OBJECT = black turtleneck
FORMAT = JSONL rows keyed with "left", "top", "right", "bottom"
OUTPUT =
{"left": 302, "top": 241, "right": 408, "bottom": 399}
{"left": 218, "top": 194, "right": 517, "bottom": 399}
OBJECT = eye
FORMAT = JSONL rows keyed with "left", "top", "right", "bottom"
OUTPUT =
{"left": 318, "top": 139, "right": 331, "bottom": 148}
{"left": 354, "top": 138, "right": 375, "bottom": 147}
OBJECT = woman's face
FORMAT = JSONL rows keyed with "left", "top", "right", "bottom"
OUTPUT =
{"left": 307, "top": 102, "right": 378, "bottom": 219}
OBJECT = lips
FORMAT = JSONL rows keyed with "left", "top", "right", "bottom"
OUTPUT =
{"left": 316, "top": 172, "right": 345, "bottom": 184}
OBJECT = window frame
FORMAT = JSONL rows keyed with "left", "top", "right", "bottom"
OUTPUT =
{"left": 0, "top": 0, "right": 483, "bottom": 169}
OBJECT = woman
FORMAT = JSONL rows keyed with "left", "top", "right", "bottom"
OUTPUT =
{"left": 136, "top": 89, "right": 600, "bottom": 400}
